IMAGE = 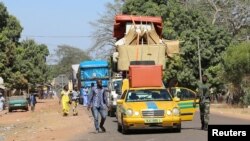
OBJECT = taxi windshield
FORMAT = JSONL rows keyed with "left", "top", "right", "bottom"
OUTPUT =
{"left": 126, "top": 89, "right": 172, "bottom": 102}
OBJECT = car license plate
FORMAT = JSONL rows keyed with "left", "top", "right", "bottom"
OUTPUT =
{"left": 144, "top": 118, "right": 162, "bottom": 123}
{"left": 14, "top": 104, "right": 22, "bottom": 106}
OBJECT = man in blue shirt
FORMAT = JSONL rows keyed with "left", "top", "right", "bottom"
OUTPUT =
{"left": 87, "top": 79, "right": 109, "bottom": 133}
{"left": 29, "top": 92, "right": 37, "bottom": 112}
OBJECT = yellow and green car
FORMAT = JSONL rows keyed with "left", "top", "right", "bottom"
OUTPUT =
{"left": 170, "top": 87, "right": 199, "bottom": 121}
{"left": 116, "top": 86, "right": 198, "bottom": 134}
{"left": 116, "top": 87, "right": 182, "bottom": 134}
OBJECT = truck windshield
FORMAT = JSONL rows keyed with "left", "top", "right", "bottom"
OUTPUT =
{"left": 126, "top": 89, "right": 172, "bottom": 102}
{"left": 80, "top": 67, "right": 109, "bottom": 80}
{"left": 113, "top": 80, "right": 122, "bottom": 90}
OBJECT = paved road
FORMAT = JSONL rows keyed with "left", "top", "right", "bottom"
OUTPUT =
{"left": 72, "top": 111, "right": 250, "bottom": 141}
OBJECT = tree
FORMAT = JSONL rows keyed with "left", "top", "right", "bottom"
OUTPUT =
{"left": 222, "top": 42, "right": 250, "bottom": 104}
{"left": 13, "top": 40, "right": 50, "bottom": 89}
{"left": 89, "top": 0, "right": 123, "bottom": 59}
{"left": 123, "top": 0, "right": 231, "bottom": 88}
{"left": 52, "top": 45, "right": 90, "bottom": 78}
{"left": 185, "top": 0, "right": 250, "bottom": 41}
{"left": 0, "top": 2, "right": 23, "bottom": 88}
{"left": 223, "top": 42, "right": 250, "bottom": 83}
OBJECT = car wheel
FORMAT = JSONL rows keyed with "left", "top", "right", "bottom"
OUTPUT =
{"left": 117, "top": 122, "right": 122, "bottom": 132}
{"left": 8, "top": 108, "right": 12, "bottom": 112}
{"left": 25, "top": 107, "right": 29, "bottom": 111}
{"left": 173, "top": 124, "right": 181, "bottom": 133}
{"left": 121, "top": 115, "right": 128, "bottom": 134}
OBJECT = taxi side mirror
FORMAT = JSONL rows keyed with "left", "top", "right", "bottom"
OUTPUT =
{"left": 173, "top": 97, "right": 180, "bottom": 102}
{"left": 117, "top": 99, "right": 123, "bottom": 105}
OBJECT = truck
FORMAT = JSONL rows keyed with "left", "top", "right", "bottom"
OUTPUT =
{"left": 111, "top": 15, "right": 198, "bottom": 128}
{"left": 111, "top": 14, "right": 180, "bottom": 75}
{"left": 78, "top": 60, "right": 109, "bottom": 105}
{"left": 107, "top": 73, "right": 122, "bottom": 117}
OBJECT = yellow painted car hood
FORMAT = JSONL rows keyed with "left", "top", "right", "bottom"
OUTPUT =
{"left": 123, "top": 101, "right": 178, "bottom": 111}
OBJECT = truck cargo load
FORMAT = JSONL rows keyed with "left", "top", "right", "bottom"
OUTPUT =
{"left": 117, "top": 45, "right": 166, "bottom": 70}
{"left": 112, "top": 15, "right": 180, "bottom": 72}
{"left": 129, "top": 65, "right": 163, "bottom": 88}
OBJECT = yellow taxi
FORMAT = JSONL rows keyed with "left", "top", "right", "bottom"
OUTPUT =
{"left": 116, "top": 80, "right": 182, "bottom": 134}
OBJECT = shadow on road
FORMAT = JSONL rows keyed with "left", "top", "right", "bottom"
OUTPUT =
{"left": 118, "top": 129, "right": 180, "bottom": 135}
{"left": 112, "top": 120, "right": 118, "bottom": 123}
{"left": 181, "top": 127, "right": 202, "bottom": 130}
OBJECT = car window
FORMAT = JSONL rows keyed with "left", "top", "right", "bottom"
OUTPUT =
{"left": 9, "top": 96, "right": 26, "bottom": 100}
{"left": 171, "top": 88, "right": 196, "bottom": 101}
{"left": 113, "top": 80, "right": 122, "bottom": 94}
{"left": 126, "top": 89, "right": 172, "bottom": 102}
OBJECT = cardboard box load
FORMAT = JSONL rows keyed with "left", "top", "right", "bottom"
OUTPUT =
{"left": 164, "top": 40, "right": 180, "bottom": 58}
{"left": 113, "top": 15, "right": 180, "bottom": 72}
{"left": 129, "top": 65, "right": 163, "bottom": 88}
{"left": 117, "top": 45, "right": 166, "bottom": 71}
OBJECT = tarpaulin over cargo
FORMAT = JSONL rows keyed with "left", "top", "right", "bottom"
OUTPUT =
{"left": 79, "top": 60, "right": 108, "bottom": 68}
{"left": 114, "top": 15, "right": 163, "bottom": 40}
{"left": 117, "top": 45, "right": 166, "bottom": 71}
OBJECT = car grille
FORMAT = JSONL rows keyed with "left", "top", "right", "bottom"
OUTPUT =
{"left": 142, "top": 110, "right": 164, "bottom": 117}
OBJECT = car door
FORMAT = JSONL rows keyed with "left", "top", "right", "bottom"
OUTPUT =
{"left": 116, "top": 90, "right": 127, "bottom": 122}
{"left": 171, "top": 87, "right": 198, "bottom": 121}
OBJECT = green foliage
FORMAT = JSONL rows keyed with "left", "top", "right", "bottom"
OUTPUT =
{"left": 12, "top": 39, "right": 50, "bottom": 89}
{"left": 0, "top": 2, "right": 23, "bottom": 88}
{"left": 1, "top": 2, "right": 51, "bottom": 90}
{"left": 51, "top": 45, "right": 90, "bottom": 78}
{"left": 123, "top": 0, "right": 232, "bottom": 88}
{"left": 186, "top": 0, "right": 250, "bottom": 42}
{"left": 242, "top": 87, "right": 250, "bottom": 106}
{"left": 222, "top": 42, "right": 250, "bottom": 84}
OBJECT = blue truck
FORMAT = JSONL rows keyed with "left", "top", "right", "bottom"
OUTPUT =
{"left": 78, "top": 60, "right": 109, "bottom": 104}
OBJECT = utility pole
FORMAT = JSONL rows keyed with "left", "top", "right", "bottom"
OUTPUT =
{"left": 197, "top": 37, "right": 202, "bottom": 82}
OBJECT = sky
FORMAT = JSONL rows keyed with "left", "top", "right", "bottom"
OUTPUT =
{"left": 1, "top": 0, "right": 113, "bottom": 63}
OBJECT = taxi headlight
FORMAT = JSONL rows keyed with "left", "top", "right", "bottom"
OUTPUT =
{"left": 172, "top": 107, "right": 180, "bottom": 116}
{"left": 126, "top": 109, "right": 133, "bottom": 116}
{"left": 166, "top": 110, "right": 172, "bottom": 116}
{"left": 134, "top": 111, "right": 139, "bottom": 116}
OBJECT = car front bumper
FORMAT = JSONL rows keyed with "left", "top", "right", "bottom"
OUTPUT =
{"left": 122, "top": 116, "right": 181, "bottom": 129}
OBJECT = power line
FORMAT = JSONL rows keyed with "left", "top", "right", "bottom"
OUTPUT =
{"left": 22, "top": 35, "right": 97, "bottom": 38}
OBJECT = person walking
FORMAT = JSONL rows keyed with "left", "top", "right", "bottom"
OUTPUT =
{"left": 71, "top": 87, "right": 79, "bottom": 116}
{"left": 196, "top": 75, "right": 211, "bottom": 131}
{"left": 0, "top": 92, "right": 5, "bottom": 111}
{"left": 83, "top": 87, "right": 88, "bottom": 107}
{"left": 60, "top": 85, "right": 71, "bottom": 116}
{"left": 87, "top": 80, "right": 109, "bottom": 133}
{"left": 29, "top": 92, "right": 37, "bottom": 112}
